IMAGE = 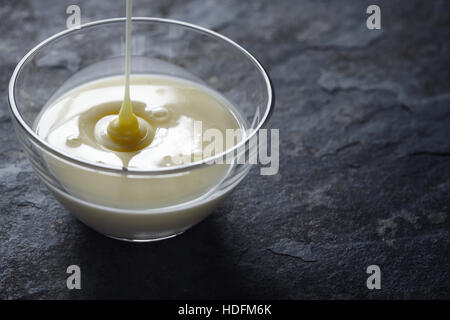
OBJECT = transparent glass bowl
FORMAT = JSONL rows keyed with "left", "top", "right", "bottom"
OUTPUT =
{"left": 8, "top": 18, "right": 273, "bottom": 242}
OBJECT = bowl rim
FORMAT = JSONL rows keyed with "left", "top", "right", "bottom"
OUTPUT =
{"left": 8, "top": 17, "right": 274, "bottom": 175}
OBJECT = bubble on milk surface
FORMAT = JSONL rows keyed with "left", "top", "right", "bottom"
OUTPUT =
{"left": 151, "top": 107, "right": 170, "bottom": 122}
{"left": 66, "top": 134, "right": 82, "bottom": 147}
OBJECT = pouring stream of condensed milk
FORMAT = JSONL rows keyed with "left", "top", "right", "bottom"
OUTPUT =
{"left": 36, "top": 0, "right": 242, "bottom": 171}
{"left": 102, "top": 0, "right": 154, "bottom": 152}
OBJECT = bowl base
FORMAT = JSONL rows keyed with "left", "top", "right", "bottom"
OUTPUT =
{"left": 104, "top": 231, "right": 186, "bottom": 242}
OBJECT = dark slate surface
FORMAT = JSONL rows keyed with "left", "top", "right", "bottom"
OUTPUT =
{"left": 1, "top": 0, "right": 449, "bottom": 299}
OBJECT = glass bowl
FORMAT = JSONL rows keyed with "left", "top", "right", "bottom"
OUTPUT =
{"left": 8, "top": 18, "right": 274, "bottom": 242}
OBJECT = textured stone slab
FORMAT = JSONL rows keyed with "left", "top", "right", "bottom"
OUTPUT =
{"left": 0, "top": 0, "right": 449, "bottom": 299}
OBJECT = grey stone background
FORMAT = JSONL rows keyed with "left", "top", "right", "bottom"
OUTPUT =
{"left": 1, "top": 0, "right": 449, "bottom": 299}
